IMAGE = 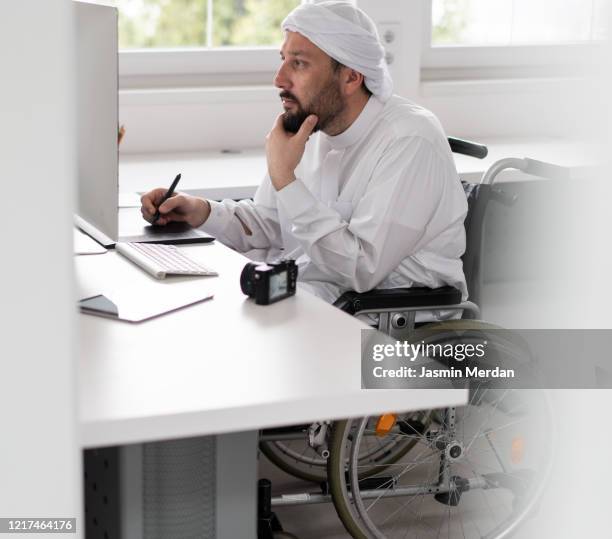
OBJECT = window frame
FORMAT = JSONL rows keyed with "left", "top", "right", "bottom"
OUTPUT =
{"left": 117, "top": 0, "right": 605, "bottom": 85}
{"left": 421, "top": 0, "right": 604, "bottom": 80}
{"left": 119, "top": 47, "right": 280, "bottom": 78}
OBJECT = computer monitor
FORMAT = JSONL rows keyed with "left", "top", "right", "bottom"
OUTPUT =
{"left": 73, "top": 1, "right": 213, "bottom": 247}
{"left": 74, "top": 0, "right": 119, "bottom": 243}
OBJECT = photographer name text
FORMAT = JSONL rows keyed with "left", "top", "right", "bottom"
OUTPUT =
{"left": 370, "top": 341, "right": 515, "bottom": 379}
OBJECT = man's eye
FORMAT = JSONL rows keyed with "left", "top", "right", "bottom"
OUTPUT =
{"left": 293, "top": 60, "right": 304, "bottom": 68}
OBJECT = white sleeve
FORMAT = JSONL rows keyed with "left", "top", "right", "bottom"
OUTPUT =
{"left": 275, "top": 136, "right": 464, "bottom": 292}
{"left": 200, "top": 175, "right": 283, "bottom": 253}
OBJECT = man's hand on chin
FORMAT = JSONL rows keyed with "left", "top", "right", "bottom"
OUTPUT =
{"left": 266, "top": 113, "right": 318, "bottom": 191}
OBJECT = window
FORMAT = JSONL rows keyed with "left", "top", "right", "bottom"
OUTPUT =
{"left": 118, "top": 0, "right": 301, "bottom": 49}
{"left": 424, "top": 0, "right": 609, "bottom": 79}
{"left": 432, "top": 0, "right": 608, "bottom": 47}
{"left": 117, "top": 0, "right": 302, "bottom": 85}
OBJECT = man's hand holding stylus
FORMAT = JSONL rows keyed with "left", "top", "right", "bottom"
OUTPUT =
{"left": 141, "top": 189, "right": 211, "bottom": 227}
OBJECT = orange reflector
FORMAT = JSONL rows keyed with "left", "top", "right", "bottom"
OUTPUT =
{"left": 511, "top": 437, "right": 524, "bottom": 464}
{"left": 375, "top": 414, "right": 397, "bottom": 436}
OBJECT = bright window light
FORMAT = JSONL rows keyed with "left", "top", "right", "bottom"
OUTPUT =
{"left": 117, "top": 0, "right": 301, "bottom": 49}
{"left": 432, "top": 0, "right": 609, "bottom": 46}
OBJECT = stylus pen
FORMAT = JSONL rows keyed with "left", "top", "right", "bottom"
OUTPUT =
{"left": 152, "top": 173, "right": 181, "bottom": 224}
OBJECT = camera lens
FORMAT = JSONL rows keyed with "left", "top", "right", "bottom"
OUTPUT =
{"left": 240, "top": 262, "right": 259, "bottom": 297}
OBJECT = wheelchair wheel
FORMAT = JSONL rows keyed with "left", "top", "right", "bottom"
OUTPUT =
{"left": 259, "top": 425, "right": 329, "bottom": 483}
{"left": 260, "top": 411, "right": 433, "bottom": 484}
{"left": 328, "top": 388, "right": 553, "bottom": 538}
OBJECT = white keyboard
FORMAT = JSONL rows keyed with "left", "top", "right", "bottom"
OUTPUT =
{"left": 115, "top": 242, "right": 218, "bottom": 279}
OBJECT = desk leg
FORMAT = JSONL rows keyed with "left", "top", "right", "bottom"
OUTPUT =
{"left": 215, "top": 431, "right": 258, "bottom": 539}
{"left": 85, "top": 431, "right": 258, "bottom": 539}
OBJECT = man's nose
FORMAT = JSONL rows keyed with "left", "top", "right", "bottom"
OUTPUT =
{"left": 274, "top": 63, "right": 290, "bottom": 89}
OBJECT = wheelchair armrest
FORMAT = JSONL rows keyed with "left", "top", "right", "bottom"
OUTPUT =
{"left": 333, "top": 286, "right": 463, "bottom": 316}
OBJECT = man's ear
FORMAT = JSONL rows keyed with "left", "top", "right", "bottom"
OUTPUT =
{"left": 343, "top": 68, "right": 365, "bottom": 96}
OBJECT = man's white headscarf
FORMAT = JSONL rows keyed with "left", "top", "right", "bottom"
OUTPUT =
{"left": 281, "top": 1, "right": 393, "bottom": 102}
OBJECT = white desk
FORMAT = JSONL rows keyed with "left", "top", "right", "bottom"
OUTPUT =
{"left": 77, "top": 242, "right": 466, "bottom": 449}
{"left": 76, "top": 241, "right": 467, "bottom": 538}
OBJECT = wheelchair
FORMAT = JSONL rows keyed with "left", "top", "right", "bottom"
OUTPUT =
{"left": 259, "top": 139, "right": 562, "bottom": 539}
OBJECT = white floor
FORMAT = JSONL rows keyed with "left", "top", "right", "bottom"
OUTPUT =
{"left": 258, "top": 444, "right": 550, "bottom": 539}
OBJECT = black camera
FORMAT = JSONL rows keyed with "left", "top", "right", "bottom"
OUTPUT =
{"left": 240, "top": 259, "right": 298, "bottom": 305}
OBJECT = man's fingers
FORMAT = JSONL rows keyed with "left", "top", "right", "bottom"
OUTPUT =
{"left": 158, "top": 194, "right": 185, "bottom": 215}
{"left": 140, "top": 188, "right": 185, "bottom": 225}
{"left": 272, "top": 113, "right": 285, "bottom": 130}
{"left": 141, "top": 187, "right": 169, "bottom": 214}
{"left": 295, "top": 114, "right": 318, "bottom": 142}
{"left": 140, "top": 193, "right": 157, "bottom": 215}
{"left": 153, "top": 211, "right": 187, "bottom": 226}
{"left": 267, "top": 114, "right": 285, "bottom": 139}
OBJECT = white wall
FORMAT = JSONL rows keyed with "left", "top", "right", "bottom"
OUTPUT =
{"left": 0, "top": 0, "right": 80, "bottom": 532}
{"left": 117, "top": 0, "right": 593, "bottom": 154}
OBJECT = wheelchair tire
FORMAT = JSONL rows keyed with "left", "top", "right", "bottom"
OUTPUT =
{"left": 259, "top": 437, "right": 329, "bottom": 483}
{"left": 328, "top": 390, "right": 552, "bottom": 539}
{"left": 328, "top": 321, "right": 554, "bottom": 539}
{"left": 260, "top": 411, "right": 432, "bottom": 484}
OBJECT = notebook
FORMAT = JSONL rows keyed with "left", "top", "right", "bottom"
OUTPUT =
{"left": 79, "top": 286, "right": 213, "bottom": 323}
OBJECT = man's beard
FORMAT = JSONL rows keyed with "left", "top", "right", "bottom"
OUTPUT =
{"left": 281, "top": 77, "right": 345, "bottom": 134}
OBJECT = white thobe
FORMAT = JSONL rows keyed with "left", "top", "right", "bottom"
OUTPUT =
{"left": 202, "top": 95, "right": 468, "bottom": 308}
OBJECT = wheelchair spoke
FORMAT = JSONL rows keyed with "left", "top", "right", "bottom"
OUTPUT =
{"left": 471, "top": 418, "right": 527, "bottom": 439}
{"left": 465, "top": 390, "right": 511, "bottom": 454}
{"left": 353, "top": 458, "right": 439, "bottom": 472}
{"left": 457, "top": 505, "right": 467, "bottom": 539}
{"left": 462, "top": 457, "right": 510, "bottom": 531}
{"left": 402, "top": 483, "right": 429, "bottom": 539}
{"left": 357, "top": 451, "right": 439, "bottom": 479}
{"left": 364, "top": 448, "right": 442, "bottom": 511}
{"left": 328, "top": 387, "right": 552, "bottom": 539}
{"left": 363, "top": 428, "right": 428, "bottom": 443}
{"left": 379, "top": 492, "right": 441, "bottom": 536}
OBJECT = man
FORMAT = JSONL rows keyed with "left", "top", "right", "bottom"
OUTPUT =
{"left": 141, "top": 1, "right": 468, "bottom": 308}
